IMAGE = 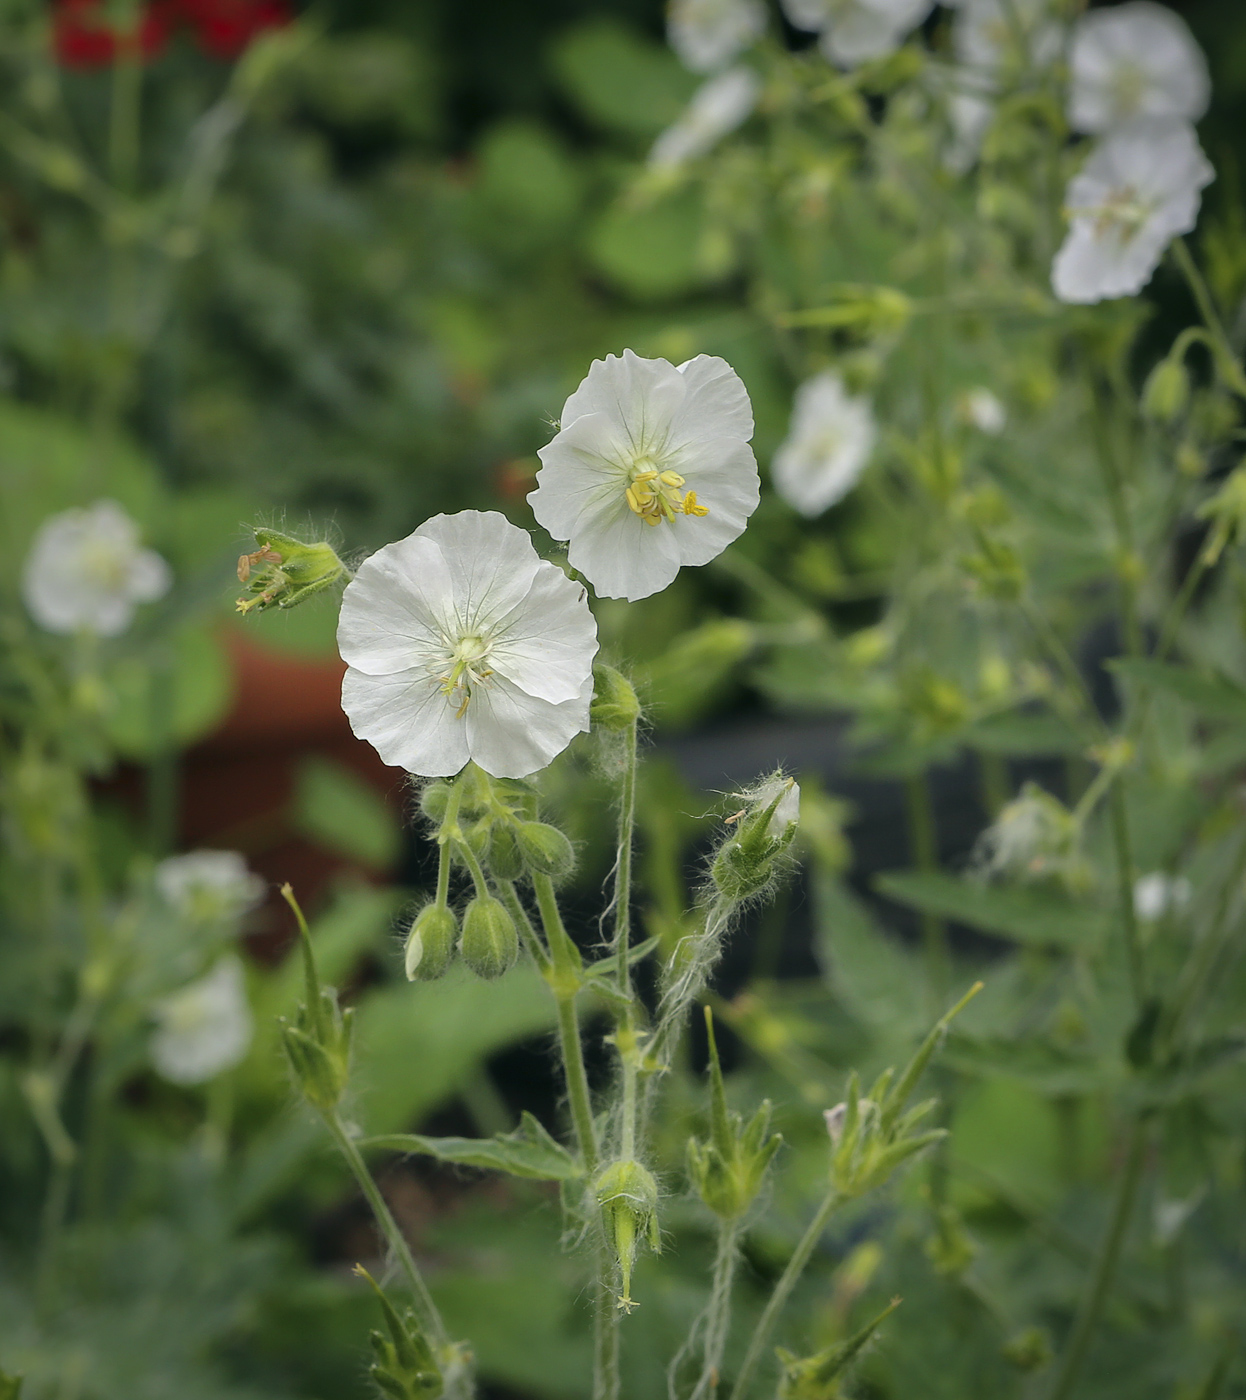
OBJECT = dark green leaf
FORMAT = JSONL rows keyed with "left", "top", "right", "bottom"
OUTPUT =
{"left": 1111, "top": 658, "right": 1246, "bottom": 723}
{"left": 364, "top": 1111, "right": 580, "bottom": 1181}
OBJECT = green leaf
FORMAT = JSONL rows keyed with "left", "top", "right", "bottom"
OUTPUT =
{"left": 587, "top": 189, "right": 716, "bottom": 301}
{"left": 942, "top": 1033, "right": 1118, "bottom": 1095}
{"left": 549, "top": 19, "right": 695, "bottom": 138}
{"left": 967, "top": 709, "right": 1083, "bottom": 756}
{"left": 365, "top": 1111, "right": 580, "bottom": 1180}
{"left": 0, "top": 1370, "right": 23, "bottom": 1400}
{"left": 874, "top": 870, "right": 1105, "bottom": 949}
{"left": 292, "top": 756, "right": 401, "bottom": 869}
{"left": 1110, "top": 657, "right": 1246, "bottom": 723}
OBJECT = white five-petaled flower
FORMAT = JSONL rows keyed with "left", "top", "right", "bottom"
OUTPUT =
{"left": 151, "top": 956, "right": 254, "bottom": 1086}
{"left": 668, "top": 0, "right": 766, "bottom": 73}
{"left": 338, "top": 511, "right": 598, "bottom": 779}
{"left": 1051, "top": 118, "right": 1213, "bottom": 305}
{"left": 529, "top": 351, "right": 759, "bottom": 602}
{"left": 780, "top": 0, "right": 934, "bottom": 69}
{"left": 648, "top": 66, "right": 761, "bottom": 169}
{"left": 1068, "top": 2, "right": 1209, "bottom": 137}
{"left": 1133, "top": 871, "right": 1192, "bottom": 922}
{"left": 155, "top": 849, "right": 266, "bottom": 925}
{"left": 772, "top": 371, "right": 877, "bottom": 518}
{"left": 21, "top": 499, "right": 171, "bottom": 638}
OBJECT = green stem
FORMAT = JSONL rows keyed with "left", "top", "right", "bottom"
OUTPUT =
{"left": 497, "top": 879, "right": 551, "bottom": 976}
{"left": 727, "top": 1187, "right": 842, "bottom": 1400}
{"left": 613, "top": 720, "right": 639, "bottom": 999}
{"left": 324, "top": 1109, "right": 448, "bottom": 1349}
{"left": 1046, "top": 1117, "right": 1148, "bottom": 1400}
{"left": 1088, "top": 379, "right": 1142, "bottom": 658}
{"left": 692, "top": 1218, "right": 742, "bottom": 1400}
{"left": 555, "top": 993, "right": 598, "bottom": 1174}
{"left": 1171, "top": 238, "right": 1246, "bottom": 395}
{"left": 1107, "top": 786, "right": 1145, "bottom": 1010}
{"left": 905, "top": 772, "right": 948, "bottom": 1009}
{"left": 594, "top": 1246, "right": 622, "bottom": 1400}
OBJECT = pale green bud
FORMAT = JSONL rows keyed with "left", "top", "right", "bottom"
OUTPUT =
{"left": 280, "top": 992, "right": 355, "bottom": 1112}
{"left": 355, "top": 1266, "right": 443, "bottom": 1400}
{"left": 486, "top": 822, "right": 525, "bottom": 882}
{"left": 515, "top": 821, "right": 575, "bottom": 880}
{"left": 590, "top": 663, "right": 641, "bottom": 731}
{"left": 778, "top": 1298, "right": 900, "bottom": 1399}
{"left": 404, "top": 904, "right": 458, "bottom": 981}
{"left": 711, "top": 777, "right": 799, "bottom": 904}
{"left": 459, "top": 896, "right": 518, "bottom": 980}
{"left": 1142, "top": 357, "right": 1190, "bottom": 425}
{"left": 236, "top": 528, "right": 347, "bottom": 614}
{"left": 1002, "top": 1326, "right": 1053, "bottom": 1373}
{"left": 418, "top": 782, "right": 451, "bottom": 823}
{"left": 595, "top": 1158, "right": 661, "bottom": 1312}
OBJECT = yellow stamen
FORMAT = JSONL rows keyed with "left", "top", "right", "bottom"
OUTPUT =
{"left": 623, "top": 462, "right": 709, "bottom": 525}
{"left": 683, "top": 491, "right": 709, "bottom": 517}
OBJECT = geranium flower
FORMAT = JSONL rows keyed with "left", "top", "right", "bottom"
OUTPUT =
{"left": 648, "top": 66, "right": 760, "bottom": 169}
{"left": 156, "top": 849, "right": 265, "bottom": 925}
{"left": 953, "top": 0, "right": 1063, "bottom": 82}
{"left": 772, "top": 371, "right": 876, "bottom": 518}
{"left": 52, "top": 0, "right": 170, "bottom": 69}
{"left": 1068, "top": 2, "right": 1209, "bottom": 136}
{"left": 151, "top": 957, "right": 254, "bottom": 1085}
{"left": 177, "top": 0, "right": 292, "bottom": 59}
{"left": 1051, "top": 118, "right": 1213, "bottom": 305}
{"left": 529, "top": 351, "right": 759, "bottom": 601}
{"left": 779, "top": 0, "right": 933, "bottom": 69}
{"left": 338, "top": 511, "right": 598, "bottom": 780}
{"left": 22, "top": 500, "right": 171, "bottom": 637}
{"left": 668, "top": 0, "right": 766, "bottom": 74}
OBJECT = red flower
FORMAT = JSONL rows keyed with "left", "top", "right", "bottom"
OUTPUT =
{"left": 52, "top": 0, "right": 171, "bottom": 70}
{"left": 175, "top": 0, "right": 293, "bottom": 59}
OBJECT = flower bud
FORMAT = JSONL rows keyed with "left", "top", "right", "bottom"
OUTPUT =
{"left": 594, "top": 1158, "right": 661, "bottom": 1311}
{"left": 486, "top": 822, "right": 525, "bottom": 882}
{"left": 515, "top": 821, "right": 575, "bottom": 880}
{"left": 404, "top": 904, "right": 458, "bottom": 981}
{"left": 711, "top": 777, "right": 800, "bottom": 904}
{"left": 778, "top": 1298, "right": 900, "bottom": 1400}
{"left": 590, "top": 663, "right": 641, "bottom": 731}
{"left": 355, "top": 1266, "right": 443, "bottom": 1400}
{"left": 236, "top": 527, "right": 347, "bottom": 615}
{"left": 418, "top": 782, "right": 451, "bottom": 823}
{"left": 1142, "top": 356, "right": 1190, "bottom": 425}
{"left": 459, "top": 896, "right": 518, "bottom": 980}
{"left": 280, "top": 991, "right": 355, "bottom": 1113}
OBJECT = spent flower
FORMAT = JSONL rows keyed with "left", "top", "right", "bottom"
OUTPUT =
{"left": 530, "top": 351, "right": 759, "bottom": 601}
{"left": 648, "top": 66, "right": 760, "bottom": 169}
{"left": 22, "top": 500, "right": 171, "bottom": 638}
{"left": 975, "top": 783, "right": 1074, "bottom": 881}
{"left": 338, "top": 511, "right": 598, "bottom": 779}
{"left": 772, "top": 371, "right": 877, "bottom": 517}
{"left": 1068, "top": 2, "right": 1209, "bottom": 136}
{"left": 1051, "top": 118, "right": 1213, "bottom": 305}
{"left": 780, "top": 0, "right": 934, "bottom": 68}
{"left": 150, "top": 956, "right": 254, "bottom": 1085}
{"left": 668, "top": 0, "right": 766, "bottom": 73}
{"left": 236, "top": 527, "right": 348, "bottom": 614}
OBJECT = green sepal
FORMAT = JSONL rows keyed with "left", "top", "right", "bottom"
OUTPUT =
{"left": 777, "top": 1297, "right": 901, "bottom": 1398}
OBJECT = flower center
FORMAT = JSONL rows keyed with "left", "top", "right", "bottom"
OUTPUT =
{"left": 1073, "top": 184, "right": 1153, "bottom": 243}
{"left": 82, "top": 542, "right": 131, "bottom": 591}
{"left": 624, "top": 456, "right": 710, "bottom": 527}
{"left": 440, "top": 633, "right": 493, "bottom": 717}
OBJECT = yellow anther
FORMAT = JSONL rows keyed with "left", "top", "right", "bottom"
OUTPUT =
{"left": 683, "top": 491, "right": 709, "bottom": 517}
{"left": 659, "top": 470, "right": 685, "bottom": 487}
{"left": 625, "top": 486, "right": 642, "bottom": 513}
{"left": 625, "top": 463, "right": 710, "bottom": 524}
{"left": 633, "top": 469, "right": 659, "bottom": 482}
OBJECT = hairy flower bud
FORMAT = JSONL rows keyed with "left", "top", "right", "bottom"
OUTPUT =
{"left": 459, "top": 896, "right": 518, "bottom": 980}
{"left": 404, "top": 904, "right": 458, "bottom": 982}
{"left": 1142, "top": 356, "right": 1190, "bottom": 425}
{"left": 418, "top": 782, "right": 452, "bottom": 823}
{"left": 486, "top": 822, "right": 525, "bottom": 882}
{"left": 355, "top": 1267, "right": 443, "bottom": 1400}
{"left": 590, "top": 663, "right": 642, "bottom": 731}
{"left": 236, "top": 527, "right": 347, "bottom": 615}
{"left": 711, "top": 776, "right": 800, "bottom": 903}
{"left": 515, "top": 821, "right": 575, "bottom": 880}
{"left": 595, "top": 1158, "right": 661, "bottom": 1312}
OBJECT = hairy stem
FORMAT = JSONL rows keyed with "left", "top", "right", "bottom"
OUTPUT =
{"left": 691, "top": 1218, "right": 742, "bottom": 1400}
{"left": 613, "top": 719, "right": 639, "bottom": 999}
{"left": 1108, "top": 786, "right": 1145, "bottom": 1010}
{"left": 1046, "top": 1117, "right": 1148, "bottom": 1400}
{"left": 728, "top": 1187, "right": 841, "bottom": 1400}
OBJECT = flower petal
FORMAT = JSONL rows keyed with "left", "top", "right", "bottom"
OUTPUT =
{"left": 668, "top": 435, "right": 760, "bottom": 567}
{"left": 487, "top": 561, "right": 599, "bottom": 703}
{"left": 337, "top": 533, "right": 452, "bottom": 677}
{"left": 341, "top": 664, "right": 471, "bottom": 777}
{"left": 673, "top": 354, "right": 755, "bottom": 444}
{"left": 557, "top": 350, "right": 687, "bottom": 456}
{"left": 412, "top": 510, "right": 542, "bottom": 635}
{"left": 465, "top": 672, "right": 591, "bottom": 779}
{"left": 530, "top": 413, "right": 631, "bottom": 539}
{"left": 567, "top": 496, "right": 683, "bottom": 601}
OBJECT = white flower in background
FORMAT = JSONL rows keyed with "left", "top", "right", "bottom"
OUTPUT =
{"left": 669, "top": 0, "right": 766, "bottom": 73}
{"left": 151, "top": 956, "right": 254, "bottom": 1086}
{"left": 953, "top": 0, "right": 1063, "bottom": 82}
{"left": 976, "top": 783, "right": 1073, "bottom": 881}
{"left": 944, "top": 89, "right": 995, "bottom": 175}
{"left": 772, "top": 371, "right": 877, "bottom": 517}
{"left": 959, "top": 387, "right": 1007, "bottom": 434}
{"left": 530, "top": 351, "right": 759, "bottom": 601}
{"left": 1133, "top": 871, "right": 1192, "bottom": 922}
{"left": 1051, "top": 118, "right": 1213, "bottom": 305}
{"left": 156, "top": 849, "right": 266, "bottom": 925}
{"left": 1068, "top": 2, "right": 1209, "bottom": 136}
{"left": 338, "top": 511, "right": 598, "bottom": 779}
{"left": 780, "top": 0, "right": 933, "bottom": 68}
{"left": 21, "top": 499, "right": 171, "bottom": 637}
{"left": 649, "top": 66, "right": 760, "bottom": 169}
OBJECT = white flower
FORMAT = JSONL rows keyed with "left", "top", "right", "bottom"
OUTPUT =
{"left": 648, "top": 66, "right": 760, "bottom": 169}
{"left": 529, "top": 350, "right": 759, "bottom": 602}
{"left": 772, "top": 371, "right": 876, "bottom": 518}
{"left": 669, "top": 0, "right": 766, "bottom": 73}
{"left": 151, "top": 957, "right": 254, "bottom": 1086}
{"left": 155, "top": 850, "right": 265, "bottom": 925}
{"left": 780, "top": 0, "right": 933, "bottom": 67}
{"left": 21, "top": 499, "right": 171, "bottom": 637}
{"left": 1133, "top": 871, "right": 1192, "bottom": 922}
{"left": 1051, "top": 118, "right": 1213, "bottom": 305}
{"left": 953, "top": 0, "right": 1063, "bottom": 82}
{"left": 1068, "top": 2, "right": 1209, "bottom": 137}
{"left": 944, "top": 89, "right": 995, "bottom": 175}
{"left": 959, "top": 387, "right": 1007, "bottom": 434}
{"left": 976, "top": 783, "right": 1072, "bottom": 881}
{"left": 338, "top": 511, "right": 598, "bottom": 780}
